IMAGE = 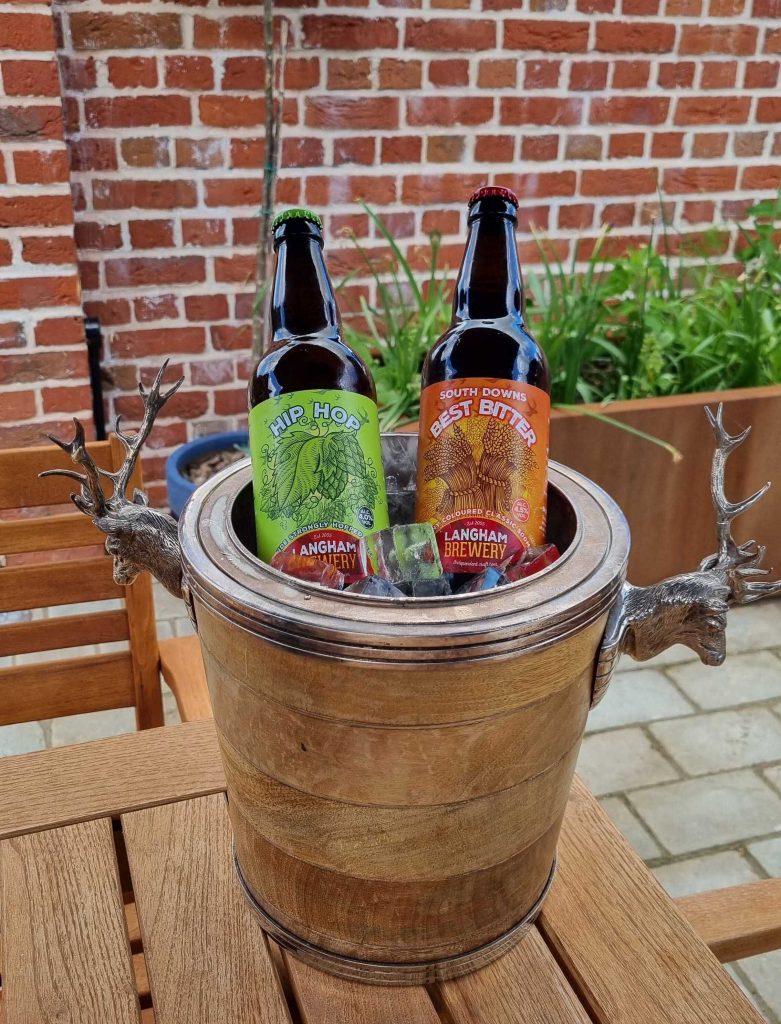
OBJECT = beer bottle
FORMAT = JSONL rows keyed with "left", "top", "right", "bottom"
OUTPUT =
{"left": 248, "top": 208, "right": 389, "bottom": 583}
{"left": 415, "top": 186, "right": 551, "bottom": 576}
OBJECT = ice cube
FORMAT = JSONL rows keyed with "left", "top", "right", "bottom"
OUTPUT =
{"left": 504, "top": 544, "right": 560, "bottom": 582}
{"left": 367, "top": 528, "right": 403, "bottom": 582}
{"left": 456, "top": 567, "right": 506, "bottom": 594}
{"left": 346, "top": 576, "right": 405, "bottom": 597}
{"left": 411, "top": 577, "right": 452, "bottom": 597}
{"left": 270, "top": 551, "right": 345, "bottom": 590}
{"left": 393, "top": 523, "right": 443, "bottom": 581}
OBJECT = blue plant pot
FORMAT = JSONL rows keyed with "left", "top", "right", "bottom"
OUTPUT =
{"left": 165, "top": 431, "right": 249, "bottom": 519}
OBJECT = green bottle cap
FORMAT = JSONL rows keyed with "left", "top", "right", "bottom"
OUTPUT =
{"left": 272, "top": 208, "right": 323, "bottom": 231}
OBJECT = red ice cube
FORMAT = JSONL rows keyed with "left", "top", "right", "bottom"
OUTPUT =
{"left": 504, "top": 544, "right": 560, "bottom": 582}
{"left": 270, "top": 551, "right": 345, "bottom": 589}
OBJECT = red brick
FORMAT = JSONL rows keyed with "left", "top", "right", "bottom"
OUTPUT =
{"left": 658, "top": 62, "right": 696, "bottom": 88}
{"left": 663, "top": 165, "right": 737, "bottom": 192}
{"left": 328, "top": 57, "right": 371, "bottom": 90}
{"left": 232, "top": 218, "right": 259, "bottom": 246}
{"left": 610, "top": 133, "right": 646, "bottom": 158}
{"left": 2, "top": 60, "right": 60, "bottom": 97}
{"left": 0, "top": 13, "right": 55, "bottom": 51}
{"left": 303, "top": 15, "right": 398, "bottom": 48}
{"left": 176, "top": 138, "right": 224, "bottom": 169}
{"left": 185, "top": 296, "right": 230, "bottom": 322}
{"left": 214, "top": 254, "right": 255, "bottom": 284}
{"left": 651, "top": 131, "right": 685, "bottom": 157}
{"left": 501, "top": 97, "right": 582, "bottom": 126}
{"left": 381, "top": 136, "right": 422, "bottom": 163}
{"left": 35, "top": 316, "right": 84, "bottom": 347}
{"left": 120, "top": 138, "right": 170, "bottom": 169}
{"left": 159, "top": 390, "right": 209, "bottom": 421}
{"left": 114, "top": 328, "right": 206, "bottom": 359}
{"left": 166, "top": 56, "right": 214, "bottom": 90}
{"left": 426, "top": 135, "right": 466, "bottom": 163}
{"left": 42, "top": 385, "right": 94, "bottom": 415}
{"left": 667, "top": 0, "right": 701, "bottom": 11}
{"left": 0, "top": 240, "right": 11, "bottom": 266}
{"left": 0, "top": 390, "right": 37, "bottom": 422}
{"left": 590, "top": 96, "right": 670, "bottom": 124}
{"left": 744, "top": 62, "right": 779, "bottom": 89}
{"left": 475, "top": 135, "right": 515, "bottom": 162}
{"left": 0, "top": 196, "right": 73, "bottom": 229}
{"left": 710, "top": 0, "right": 743, "bottom": 12}
{"left": 82, "top": 300, "right": 132, "bottom": 327}
{"left": 692, "top": 133, "right": 728, "bottom": 157}
{"left": 733, "top": 131, "right": 766, "bottom": 157}
{"left": 0, "top": 106, "right": 63, "bottom": 142}
{"left": 234, "top": 296, "right": 256, "bottom": 321}
{"left": 495, "top": 171, "right": 576, "bottom": 197}
{"left": 378, "top": 59, "right": 422, "bottom": 90}
{"left": 523, "top": 60, "right": 561, "bottom": 89}
{"left": 306, "top": 96, "right": 398, "bottom": 129}
{"left": 190, "top": 360, "right": 235, "bottom": 386}
{"left": 406, "top": 17, "right": 494, "bottom": 49}
{"left": 612, "top": 60, "right": 651, "bottom": 88}
{"left": 520, "top": 135, "right": 559, "bottom": 160}
{"left": 211, "top": 324, "right": 252, "bottom": 350}
{"left": 676, "top": 96, "right": 751, "bottom": 124}
{"left": 79, "top": 260, "right": 100, "bottom": 291}
{"left": 183, "top": 219, "right": 227, "bottom": 246}
{"left": 230, "top": 138, "right": 264, "bottom": 168}
{"left": 85, "top": 96, "right": 191, "bottom": 129}
{"left": 199, "top": 95, "right": 264, "bottom": 128}
{"left": 281, "top": 137, "right": 324, "bottom": 168}
{"left": 401, "top": 173, "right": 483, "bottom": 205}
{"left": 129, "top": 220, "right": 174, "bottom": 249}
{"left": 558, "top": 203, "right": 594, "bottom": 230}
{"left": 22, "top": 235, "right": 77, "bottom": 265}
{"left": 59, "top": 56, "right": 96, "bottom": 92}
{"left": 570, "top": 61, "right": 609, "bottom": 90}
{"left": 13, "top": 150, "right": 70, "bottom": 185}
{"left": 70, "top": 13, "right": 182, "bottom": 49}
{"left": 582, "top": 168, "right": 658, "bottom": 195}
{"left": 133, "top": 295, "right": 178, "bottom": 322}
{"left": 329, "top": 213, "right": 369, "bottom": 239}
{"left": 204, "top": 178, "right": 261, "bottom": 206}
{"left": 679, "top": 25, "right": 757, "bottom": 55}
{"left": 105, "top": 257, "right": 205, "bottom": 288}
{"left": 742, "top": 165, "right": 781, "bottom": 189}
{"left": 0, "top": 352, "right": 87, "bottom": 387}
{"left": 429, "top": 59, "right": 469, "bottom": 87}
{"left": 192, "top": 15, "right": 264, "bottom": 49}
{"left": 578, "top": 0, "right": 615, "bottom": 9}
{"left": 285, "top": 57, "right": 320, "bottom": 90}
{"left": 0, "top": 322, "right": 25, "bottom": 349}
{"left": 94, "top": 179, "right": 195, "bottom": 210}
{"left": 213, "top": 388, "right": 247, "bottom": 415}
{"left": 596, "top": 21, "right": 676, "bottom": 52}
{"left": 757, "top": 97, "right": 781, "bottom": 123}
{"left": 753, "top": 0, "right": 781, "bottom": 11}
{"left": 69, "top": 138, "right": 117, "bottom": 173}
{"left": 566, "top": 134, "right": 604, "bottom": 160}
{"left": 623, "top": 0, "right": 659, "bottom": 11}
{"left": 683, "top": 200, "right": 716, "bottom": 224}
{"left": 504, "top": 19, "right": 589, "bottom": 52}
{"left": 477, "top": 60, "right": 517, "bottom": 89}
{"left": 333, "top": 137, "right": 376, "bottom": 165}
{"left": 766, "top": 30, "right": 781, "bottom": 54}
{"left": 107, "top": 57, "right": 157, "bottom": 89}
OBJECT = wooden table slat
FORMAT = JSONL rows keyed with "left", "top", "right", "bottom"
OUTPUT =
{"left": 538, "top": 775, "right": 767, "bottom": 1024}
{"left": 0, "top": 720, "right": 225, "bottom": 840}
{"left": 284, "top": 953, "right": 441, "bottom": 1024}
{"left": 122, "top": 793, "right": 292, "bottom": 1024}
{"left": 677, "top": 878, "right": 781, "bottom": 963}
{"left": 435, "top": 928, "right": 592, "bottom": 1024}
{"left": 0, "top": 817, "right": 139, "bottom": 1024}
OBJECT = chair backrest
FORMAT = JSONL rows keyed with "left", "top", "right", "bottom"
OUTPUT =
{"left": 0, "top": 436, "right": 163, "bottom": 732}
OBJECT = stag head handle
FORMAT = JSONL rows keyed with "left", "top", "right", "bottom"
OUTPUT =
{"left": 593, "top": 403, "right": 781, "bottom": 706}
{"left": 41, "top": 361, "right": 186, "bottom": 600}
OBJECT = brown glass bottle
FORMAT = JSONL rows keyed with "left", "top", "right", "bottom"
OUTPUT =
{"left": 248, "top": 209, "right": 388, "bottom": 582}
{"left": 415, "top": 186, "right": 551, "bottom": 576}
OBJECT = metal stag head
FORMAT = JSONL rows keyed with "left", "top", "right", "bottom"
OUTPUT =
{"left": 41, "top": 361, "right": 186, "bottom": 598}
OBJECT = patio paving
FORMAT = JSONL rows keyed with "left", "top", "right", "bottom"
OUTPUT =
{"left": 1, "top": 587, "right": 780, "bottom": 1021}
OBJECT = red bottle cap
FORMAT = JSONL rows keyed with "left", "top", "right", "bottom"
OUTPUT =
{"left": 467, "top": 186, "right": 519, "bottom": 209}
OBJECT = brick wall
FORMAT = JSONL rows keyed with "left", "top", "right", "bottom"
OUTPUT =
{"left": 0, "top": 0, "right": 91, "bottom": 449}
{"left": 2, "top": 0, "right": 781, "bottom": 503}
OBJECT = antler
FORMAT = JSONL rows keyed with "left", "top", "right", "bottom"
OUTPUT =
{"left": 101, "top": 360, "right": 184, "bottom": 506}
{"left": 704, "top": 402, "right": 781, "bottom": 605}
{"left": 40, "top": 417, "right": 109, "bottom": 517}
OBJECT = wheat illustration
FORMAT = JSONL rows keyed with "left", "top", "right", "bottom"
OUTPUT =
{"left": 477, "top": 419, "right": 534, "bottom": 514}
{"left": 423, "top": 423, "right": 485, "bottom": 518}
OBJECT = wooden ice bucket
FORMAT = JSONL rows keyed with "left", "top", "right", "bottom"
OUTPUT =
{"left": 178, "top": 434, "right": 629, "bottom": 984}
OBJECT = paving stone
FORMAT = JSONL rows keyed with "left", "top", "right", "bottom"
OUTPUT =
{"left": 651, "top": 708, "right": 781, "bottom": 776}
{"left": 748, "top": 836, "right": 781, "bottom": 877}
{"left": 736, "top": 950, "right": 781, "bottom": 1024}
{"left": 173, "top": 616, "right": 195, "bottom": 637}
{"left": 669, "top": 651, "right": 781, "bottom": 710}
{"left": 766, "top": 764, "right": 781, "bottom": 795}
{"left": 162, "top": 686, "right": 181, "bottom": 727}
{"left": 152, "top": 580, "right": 186, "bottom": 622}
{"left": 726, "top": 601, "right": 781, "bottom": 655}
{"left": 653, "top": 850, "right": 760, "bottom": 898}
{"left": 155, "top": 619, "right": 174, "bottom": 639}
{"left": 628, "top": 770, "right": 781, "bottom": 855}
{"left": 0, "top": 721, "right": 47, "bottom": 756}
{"left": 586, "top": 670, "right": 695, "bottom": 733}
{"left": 577, "top": 728, "right": 679, "bottom": 797}
{"left": 49, "top": 707, "right": 137, "bottom": 747}
{"left": 599, "top": 797, "right": 662, "bottom": 860}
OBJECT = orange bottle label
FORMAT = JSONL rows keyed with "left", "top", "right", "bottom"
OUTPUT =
{"left": 416, "top": 377, "right": 550, "bottom": 573}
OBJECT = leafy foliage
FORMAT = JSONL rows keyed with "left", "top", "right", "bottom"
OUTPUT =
{"left": 342, "top": 197, "right": 781, "bottom": 427}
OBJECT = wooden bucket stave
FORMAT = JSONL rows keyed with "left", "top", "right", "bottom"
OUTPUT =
{"left": 180, "top": 444, "right": 629, "bottom": 983}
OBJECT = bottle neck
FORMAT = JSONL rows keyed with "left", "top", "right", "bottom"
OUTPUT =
{"left": 269, "top": 235, "right": 340, "bottom": 346}
{"left": 452, "top": 214, "right": 524, "bottom": 323}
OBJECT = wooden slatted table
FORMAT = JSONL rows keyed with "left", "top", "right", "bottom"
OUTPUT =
{"left": 0, "top": 720, "right": 766, "bottom": 1024}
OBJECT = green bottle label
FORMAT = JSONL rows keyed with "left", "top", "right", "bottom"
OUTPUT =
{"left": 249, "top": 388, "right": 389, "bottom": 581}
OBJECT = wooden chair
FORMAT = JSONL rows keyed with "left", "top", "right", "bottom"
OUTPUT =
{"left": 0, "top": 438, "right": 211, "bottom": 735}
{"left": 677, "top": 879, "right": 781, "bottom": 964}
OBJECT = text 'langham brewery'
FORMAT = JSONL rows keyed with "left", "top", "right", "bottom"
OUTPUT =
{"left": 247, "top": 189, "right": 559, "bottom": 597}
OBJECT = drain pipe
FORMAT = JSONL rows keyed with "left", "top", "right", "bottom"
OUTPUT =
{"left": 84, "top": 317, "right": 107, "bottom": 440}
